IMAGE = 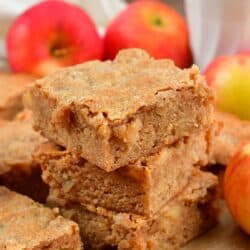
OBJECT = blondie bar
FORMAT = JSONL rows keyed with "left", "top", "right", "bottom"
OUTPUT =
{"left": 61, "top": 169, "right": 218, "bottom": 250}
{"left": 0, "top": 73, "right": 35, "bottom": 120}
{"left": 211, "top": 111, "right": 250, "bottom": 165}
{"left": 26, "top": 49, "right": 213, "bottom": 171}
{"left": 0, "top": 186, "right": 82, "bottom": 250}
{"left": 39, "top": 130, "right": 210, "bottom": 216}
{"left": 0, "top": 111, "right": 48, "bottom": 202}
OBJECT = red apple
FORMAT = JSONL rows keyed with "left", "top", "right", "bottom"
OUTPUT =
{"left": 224, "top": 141, "right": 250, "bottom": 234}
{"left": 7, "top": 0, "right": 103, "bottom": 76}
{"left": 204, "top": 54, "right": 250, "bottom": 120}
{"left": 104, "top": 0, "right": 192, "bottom": 68}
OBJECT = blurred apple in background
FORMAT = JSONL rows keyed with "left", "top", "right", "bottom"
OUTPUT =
{"left": 224, "top": 142, "right": 250, "bottom": 235}
{"left": 204, "top": 54, "right": 250, "bottom": 120}
{"left": 6, "top": 0, "right": 103, "bottom": 76}
{"left": 104, "top": 0, "right": 192, "bottom": 68}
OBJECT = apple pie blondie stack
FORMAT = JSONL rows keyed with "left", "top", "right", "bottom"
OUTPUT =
{"left": 27, "top": 49, "right": 219, "bottom": 250}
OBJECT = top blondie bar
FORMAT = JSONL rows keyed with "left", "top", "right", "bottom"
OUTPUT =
{"left": 26, "top": 49, "right": 213, "bottom": 171}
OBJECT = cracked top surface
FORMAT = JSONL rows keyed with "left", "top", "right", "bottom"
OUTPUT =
{"left": 0, "top": 187, "right": 81, "bottom": 250}
{"left": 0, "top": 73, "right": 35, "bottom": 107}
{"left": 33, "top": 49, "right": 209, "bottom": 120}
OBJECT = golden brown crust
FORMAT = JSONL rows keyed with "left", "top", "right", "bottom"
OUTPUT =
{"left": 0, "top": 186, "right": 83, "bottom": 250}
{"left": 32, "top": 49, "right": 209, "bottom": 121}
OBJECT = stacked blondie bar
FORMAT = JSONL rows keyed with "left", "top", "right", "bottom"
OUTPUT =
{"left": 27, "top": 49, "right": 219, "bottom": 249}
{"left": 0, "top": 186, "right": 82, "bottom": 249}
{"left": 0, "top": 110, "right": 49, "bottom": 202}
{"left": 0, "top": 73, "right": 35, "bottom": 120}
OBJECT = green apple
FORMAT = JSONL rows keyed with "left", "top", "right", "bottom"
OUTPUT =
{"left": 204, "top": 54, "right": 250, "bottom": 120}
